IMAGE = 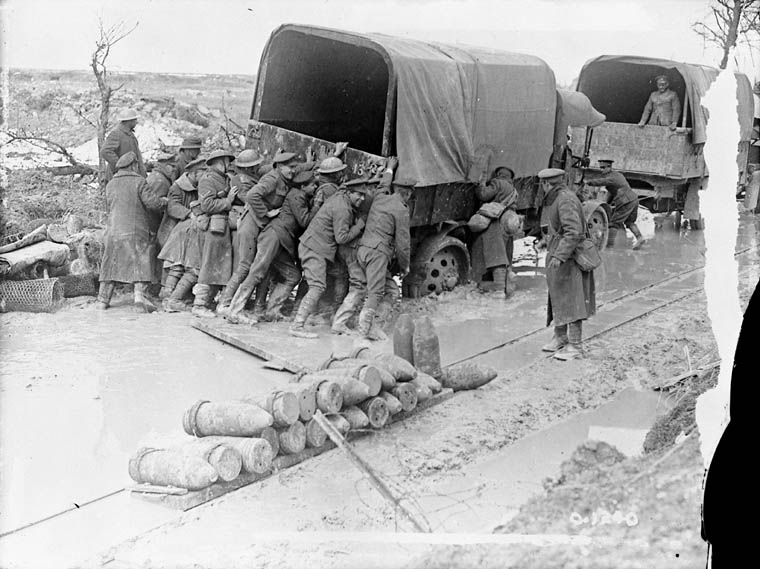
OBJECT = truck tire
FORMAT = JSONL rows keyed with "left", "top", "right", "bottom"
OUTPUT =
{"left": 582, "top": 201, "right": 610, "bottom": 251}
{"left": 405, "top": 235, "right": 470, "bottom": 297}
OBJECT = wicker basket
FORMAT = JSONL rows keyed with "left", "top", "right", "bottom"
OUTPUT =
{"left": 0, "top": 278, "right": 64, "bottom": 313}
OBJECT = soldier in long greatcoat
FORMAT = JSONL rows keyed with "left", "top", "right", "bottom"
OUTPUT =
{"left": 539, "top": 168, "right": 596, "bottom": 360}
{"left": 101, "top": 109, "right": 146, "bottom": 181}
{"left": 97, "top": 151, "right": 166, "bottom": 313}
{"left": 192, "top": 150, "right": 238, "bottom": 317}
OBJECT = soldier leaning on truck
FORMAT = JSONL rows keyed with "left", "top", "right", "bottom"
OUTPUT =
{"left": 539, "top": 168, "right": 596, "bottom": 361}
{"left": 226, "top": 169, "right": 319, "bottom": 326}
{"left": 637, "top": 75, "right": 681, "bottom": 130}
{"left": 586, "top": 159, "right": 646, "bottom": 250}
{"left": 291, "top": 183, "right": 369, "bottom": 338}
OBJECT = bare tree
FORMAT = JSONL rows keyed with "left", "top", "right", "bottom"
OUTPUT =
{"left": 91, "top": 19, "right": 139, "bottom": 186}
{"left": 693, "top": 0, "right": 760, "bottom": 69}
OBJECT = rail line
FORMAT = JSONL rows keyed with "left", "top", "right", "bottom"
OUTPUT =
{"left": 449, "top": 244, "right": 758, "bottom": 366}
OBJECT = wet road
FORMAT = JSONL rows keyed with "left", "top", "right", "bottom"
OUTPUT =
{"left": 0, "top": 209, "right": 758, "bottom": 541}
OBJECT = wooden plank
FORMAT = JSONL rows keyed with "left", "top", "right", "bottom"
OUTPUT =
{"left": 132, "top": 389, "right": 456, "bottom": 511}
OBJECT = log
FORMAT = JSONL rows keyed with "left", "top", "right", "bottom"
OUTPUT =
{"left": 176, "top": 438, "right": 243, "bottom": 482}
{"left": 413, "top": 371, "right": 442, "bottom": 394}
{"left": 0, "top": 240, "right": 71, "bottom": 278}
{"left": 408, "top": 378, "right": 433, "bottom": 403}
{"left": 0, "top": 225, "right": 47, "bottom": 254}
{"left": 440, "top": 362, "right": 498, "bottom": 391}
{"left": 378, "top": 391, "right": 403, "bottom": 415}
{"left": 280, "top": 382, "right": 317, "bottom": 421}
{"left": 245, "top": 390, "right": 300, "bottom": 427}
{"left": 201, "top": 436, "right": 273, "bottom": 474}
{"left": 359, "top": 397, "right": 390, "bottom": 429}
{"left": 341, "top": 406, "right": 370, "bottom": 430}
{"left": 259, "top": 426, "right": 280, "bottom": 457}
{"left": 277, "top": 421, "right": 306, "bottom": 454}
{"left": 128, "top": 447, "right": 218, "bottom": 490}
{"left": 412, "top": 316, "right": 442, "bottom": 379}
{"left": 390, "top": 383, "right": 418, "bottom": 412}
{"left": 392, "top": 313, "right": 415, "bottom": 366}
{"left": 183, "top": 400, "right": 274, "bottom": 437}
{"left": 304, "top": 418, "right": 328, "bottom": 448}
{"left": 351, "top": 346, "right": 417, "bottom": 381}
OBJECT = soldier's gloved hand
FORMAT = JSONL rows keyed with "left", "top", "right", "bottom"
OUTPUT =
{"left": 385, "top": 156, "right": 399, "bottom": 171}
{"left": 227, "top": 187, "right": 240, "bottom": 207}
{"left": 355, "top": 218, "right": 366, "bottom": 231}
{"left": 547, "top": 257, "right": 562, "bottom": 269}
{"left": 266, "top": 208, "right": 281, "bottom": 219}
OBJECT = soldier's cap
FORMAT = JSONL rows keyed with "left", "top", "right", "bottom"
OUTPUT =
{"left": 185, "top": 156, "right": 207, "bottom": 171}
{"left": 655, "top": 74, "right": 669, "bottom": 83}
{"left": 493, "top": 166, "right": 515, "bottom": 179}
{"left": 537, "top": 168, "right": 566, "bottom": 180}
{"left": 205, "top": 149, "right": 236, "bottom": 165}
{"left": 116, "top": 109, "right": 139, "bottom": 122}
{"left": 272, "top": 151, "right": 297, "bottom": 164}
{"left": 343, "top": 178, "right": 372, "bottom": 193}
{"left": 115, "top": 151, "right": 137, "bottom": 170}
{"left": 598, "top": 159, "right": 614, "bottom": 166}
{"left": 179, "top": 136, "right": 203, "bottom": 149}
{"left": 155, "top": 151, "right": 175, "bottom": 162}
{"left": 292, "top": 170, "right": 315, "bottom": 185}
{"left": 234, "top": 149, "right": 264, "bottom": 168}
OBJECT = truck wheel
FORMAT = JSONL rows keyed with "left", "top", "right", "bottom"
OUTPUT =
{"left": 586, "top": 205, "right": 609, "bottom": 251}
{"left": 674, "top": 211, "right": 682, "bottom": 230}
{"left": 406, "top": 235, "right": 470, "bottom": 297}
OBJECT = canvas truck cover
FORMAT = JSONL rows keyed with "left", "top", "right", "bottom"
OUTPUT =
{"left": 577, "top": 55, "right": 753, "bottom": 145}
{"left": 554, "top": 89, "right": 606, "bottom": 145}
{"left": 252, "top": 25, "right": 558, "bottom": 187}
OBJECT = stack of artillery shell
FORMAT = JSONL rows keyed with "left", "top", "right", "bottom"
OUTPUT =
{"left": 183, "top": 400, "right": 274, "bottom": 437}
{"left": 129, "top": 447, "right": 219, "bottom": 490}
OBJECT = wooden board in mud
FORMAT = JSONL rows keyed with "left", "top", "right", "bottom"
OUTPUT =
{"left": 131, "top": 389, "right": 455, "bottom": 510}
{"left": 191, "top": 319, "right": 372, "bottom": 374}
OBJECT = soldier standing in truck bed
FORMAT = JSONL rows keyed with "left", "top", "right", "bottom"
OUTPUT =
{"left": 637, "top": 75, "right": 681, "bottom": 131}
{"left": 226, "top": 169, "right": 319, "bottom": 325}
{"left": 291, "top": 183, "right": 369, "bottom": 338}
{"left": 586, "top": 159, "right": 646, "bottom": 250}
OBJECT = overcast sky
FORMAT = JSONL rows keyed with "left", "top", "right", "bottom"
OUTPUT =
{"left": 1, "top": 0, "right": 758, "bottom": 85}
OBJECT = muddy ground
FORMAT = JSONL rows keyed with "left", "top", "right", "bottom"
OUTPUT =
{"left": 1, "top": 70, "right": 758, "bottom": 568}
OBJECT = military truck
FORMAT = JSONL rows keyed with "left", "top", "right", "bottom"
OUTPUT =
{"left": 568, "top": 55, "right": 754, "bottom": 229}
{"left": 245, "top": 24, "right": 608, "bottom": 296}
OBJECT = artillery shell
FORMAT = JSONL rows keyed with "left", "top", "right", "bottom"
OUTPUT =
{"left": 304, "top": 418, "right": 328, "bottom": 448}
{"left": 183, "top": 400, "right": 274, "bottom": 437}
{"left": 390, "top": 383, "right": 418, "bottom": 412}
{"left": 359, "top": 397, "right": 390, "bottom": 429}
{"left": 259, "top": 426, "right": 280, "bottom": 457}
{"left": 378, "top": 391, "right": 403, "bottom": 415}
{"left": 176, "top": 439, "right": 242, "bottom": 482}
{"left": 327, "top": 414, "right": 351, "bottom": 436}
{"left": 408, "top": 378, "right": 433, "bottom": 403}
{"left": 202, "top": 436, "right": 273, "bottom": 474}
{"left": 128, "top": 447, "right": 218, "bottom": 490}
{"left": 277, "top": 421, "right": 306, "bottom": 455}
{"left": 330, "top": 376, "right": 371, "bottom": 407}
{"left": 246, "top": 390, "right": 300, "bottom": 427}
{"left": 341, "top": 406, "right": 370, "bottom": 430}
{"left": 351, "top": 346, "right": 418, "bottom": 381}
{"left": 412, "top": 316, "right": 442, "bottom": 379}
{"left": 440, "top": 362, "right": 498, "bottom": 391}
{"left": 280, "top": 382, "right": 317, "bottom": 421}
{"left": 413, "top": 371, "right": 442, "bottom": 394}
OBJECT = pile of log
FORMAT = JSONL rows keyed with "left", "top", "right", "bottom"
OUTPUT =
{"left": 0, "top": 217, "right": 104, "bottom": 311}
{"left": 127, "top": 317, "right": 499, "bottom": 493}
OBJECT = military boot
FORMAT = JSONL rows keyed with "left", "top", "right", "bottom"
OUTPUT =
{"left": 264, "top": 282, "right": 295, "bottom": 321}
{"left": 505, "top": 267, "right": 517, "bottom": 297}
{"left": 542, "top": 324, "right": 568, "bottom": 352}
{"left": 331, "top": 289, "right": 363, "bottom": 335}
{"left": 252, "top": 279, "right": 269, "bottom": 319}
{"left": 480, "top": 265, "right": 507, "bottom": 292}
{"left": 160, "top": 267, "right": 183, "bottom": 300}
{"left": 606, "top": 227, "right": 618, "bottom": 249}
{"left": 95, "top": 281, "right": 115, "bottom": 310}
{"left": 164, "top": 272, "right": 196, "bottom": 312}
{"left": 192, "top": 284, "right": 216, "bottom": 318}
{"left": 134, "top": 282, "right": 158, "bottom": 313}
{"left": 289, "top": 290, "right": 319, "bottom": 339}
{"left": 554, "top": 320, "right": 583, "bottom": 360}
{"left": 357, "top": 307, "right": 388, "bottom": 341}
{"left": 630, "top": 224, "right": 647, "bottom": 250}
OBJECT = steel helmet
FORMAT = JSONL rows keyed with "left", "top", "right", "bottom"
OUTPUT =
{"left": 234, "top": 149, "right": 264, "bottom": 168}
{"left": 317, "top": 156, "right": 347, "bottom": 174}
{"left": 116, "top": 109, "right": 139, "bottom": 122}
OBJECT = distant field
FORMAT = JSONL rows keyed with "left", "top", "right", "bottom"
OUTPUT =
{"left": 9, "top": 68, "right": 256, "bottom": 125}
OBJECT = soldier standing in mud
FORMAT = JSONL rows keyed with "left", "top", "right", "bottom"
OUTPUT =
{"left": 97, "top": 151, "right": 167, "bottom": 313}
{"left": 538, "top": 168, "right": 596, "bottom": 361}
{"left": 586, "top": 159, "right": 646, "bottom": 250}
{"left": 226, "top": 169, "right": 319, "bottom": 325}
{"left": 156, "top": 156, "right": 207, "bottom": 306}
{"left": 101, "top": 109, "right": 146, "bottom": 182}
{"left": 192, "top": 150, "right": 238, "bottom": 318}
{"left": 637, "top": 75, "right": 681, "bottom": 131}
{"left": 147, "top": 151, "right": 178, "bottom": 246}
{"left": 291, "top": 184, "right": 369, "bottom": 338}
{"left": 174, "top": 136, "right": 203, "bottom": 178}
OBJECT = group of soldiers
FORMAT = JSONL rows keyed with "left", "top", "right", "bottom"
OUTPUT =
{"left": 96, "top": 109, "right": 412, "bottom": 341}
